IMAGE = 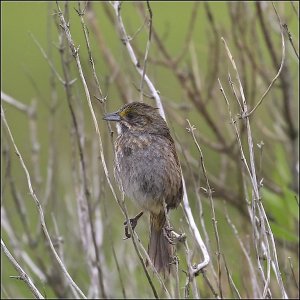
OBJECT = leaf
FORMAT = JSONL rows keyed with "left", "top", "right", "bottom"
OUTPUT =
{"left": 269, "top": 221, "right": 299, "bottom": 243}
{"left": 272, "top": 144, "right": 291, "bottom": 187}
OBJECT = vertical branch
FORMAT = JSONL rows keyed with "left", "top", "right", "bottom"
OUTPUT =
{"left": 43, "top": 2, "right": 58, "bottom": 208}
{"left": 56, "top": 3, "right": 160, "bottom": 298}
{"left": 204, "top": 2, "right": 220, "bottom": 100}
{"left": 76, "top": 2, "right": 114, "bottom": 141}
{"left": 1, "top": 106, "right": 87, "bottom": 299}
{"left": 54, "top": 3, "right": 107, "bottom": 297}
{"left": 186, "top": 120, "right": 222, "bottom": 297}
{"left": 245, "top": 5, "right": 286, "bottom": 117}
{"left": 256, "top": 2, "right": 298, "bottom": 191}
{"left": 139, "top": 0, "right": 153, "bottom": 102}
{"left": 221, "top": 37, "right": 288, "bottom": 299}
{"left": 56, "top": 1, "right": 120, "bottom": 210}
{"left": 28, "top": 100, "right": 42, "bottom": 188}
{"left": 224, "top": 207, "right": 260, "bottom": 298}
{"left": 219, "top": 78, "right": 268, "bottom": 299}
{"left": 111, "top": 1, "right": 166, "bottom": 120}
{"left": 111, "top": 0, "right": 210, "bottom": 277}
{"left": 282, "top": 23, "right": 299, "bottom": 60}
{"left": 85, "top": 2, "right": 131, "bottom": 104}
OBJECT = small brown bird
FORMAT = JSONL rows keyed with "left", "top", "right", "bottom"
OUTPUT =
{"left": 104, "top": 102, "right": 183, "bottom": 275}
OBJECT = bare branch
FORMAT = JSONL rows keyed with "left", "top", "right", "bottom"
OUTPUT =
{"left": 29, "top": 32, "right": 67, "bottom": 85}
{"left": 111, "top": 1, "right": 166, "bottom": 119}
{"left": 1, "top": 106, "right": 87, "bottom": 299}
{"left": 139, "top": 1, "right": 153, "bottom": 102}
{"left": 186, "top": 120, "right": 220, "bottom": 289}
{"left": 111, "top": 0, "right": 210, "bottom": 278}
{"left": 1, "top": 239, "right": 44, "bottom": 299}
{"left": 244, "top": 4, "right": 286, "bottom": 117}
{"left": 282, "top": 23, "right": 299, "bottom": 60}
{"left": 220, "top": 37, "right": 289, "bottom": 299}
{"left": 1, "top": 92, "right": 30, "bottom": 113}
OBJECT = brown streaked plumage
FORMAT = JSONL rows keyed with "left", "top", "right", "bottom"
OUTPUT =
{"left": 104, "top": 102, "right": 183, "bottom": 275}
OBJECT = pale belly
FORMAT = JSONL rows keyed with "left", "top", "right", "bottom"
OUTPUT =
{"left": 114, "top": 133, "right": 182, "bottom": 215}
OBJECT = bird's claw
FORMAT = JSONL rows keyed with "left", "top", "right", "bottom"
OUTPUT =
{"left": 163, "top": 225, "right": 176, "bottom": 245}
{"left": 123, "top": 211, "right": 144, "bottom": 239}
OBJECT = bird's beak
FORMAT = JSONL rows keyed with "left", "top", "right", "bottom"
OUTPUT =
{"left": 103, "top": 111, "right": 121, "bottom": 122}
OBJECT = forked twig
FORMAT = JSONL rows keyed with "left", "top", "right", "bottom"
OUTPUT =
{"left": 244, "top": 3, "right": 286, "bottom": 117}
{"left": 1, "top": 239, "right": 44, "bottom": 299}
{"left": 220, "top": 36, "right": 288, "bottom": 298}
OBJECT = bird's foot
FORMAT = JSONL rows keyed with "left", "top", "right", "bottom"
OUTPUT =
{"left": 163, "top": 226, "right": 186, "bottom": 245}
{"left": 163, "top": 225, "right": 177, "bottom": 245}
{"left": 123, "top": 211, "right": 144, "bottom": 239}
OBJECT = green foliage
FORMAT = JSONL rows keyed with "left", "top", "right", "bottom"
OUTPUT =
{"left": 262, "top": 144, "right": 299, "bottom": 243}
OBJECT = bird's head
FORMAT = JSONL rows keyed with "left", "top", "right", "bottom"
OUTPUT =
{"left": 103, "top": 102, "right": 169, "bottom": 135}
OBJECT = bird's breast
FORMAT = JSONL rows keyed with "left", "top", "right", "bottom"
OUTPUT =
{"left": 114, "top": 133, "right": 182, "bottom": 214}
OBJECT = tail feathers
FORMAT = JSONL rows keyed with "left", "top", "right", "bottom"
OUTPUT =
{"left": 147, "top": 219, "right": 173, "bottom": 276}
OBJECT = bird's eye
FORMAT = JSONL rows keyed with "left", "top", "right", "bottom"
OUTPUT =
{"left": 126, "top": 111, "right": 135, "bottom": 120}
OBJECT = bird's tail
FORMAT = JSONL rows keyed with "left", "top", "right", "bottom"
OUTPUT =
{"left": 147, "top": 212, "right": 173, "bottom": 276}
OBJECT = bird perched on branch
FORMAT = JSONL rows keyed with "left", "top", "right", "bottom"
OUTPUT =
{"left": 104, "top": 102, "right": 183, "bottom": 275}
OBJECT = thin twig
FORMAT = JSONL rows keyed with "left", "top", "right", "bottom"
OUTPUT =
{"left": 288, "top": 257, "right": 299, "bottom": 290}
{"left": 121, "top": 194, "right": 159, "bottom": 299}
{"left": 132, "top": 230, "right": 172, "bottom": 299}
{"left": 56, "top": 3, "right": 160, "bottom": 298}
{"left": 1, "top": 207, "right": 46, "bottom": 282}
{"left": 282, "top": 23, "right": 299, "bottom": 60}
{"left": 3, "top": 143, "right": 34, "bottom": 245}
{"left": 1, "top": 92, "right": 30, "bottom": 113}
{"left": 290, "top": 1, "right": 299, "bottom": 18}
{"left": 43, "top": 2, "right": 58, "bottom": 209}
{"left": 221, "top": 37, "right": 288, "bottom": 299}
{"left": 76, "top": 1, "right": 114, "bottom": 143}
{"left": 111, "top": 1, "right": 210, "bottom": 278}
{"left": 218, "top": 79, "right": 266, "bottom": 298}
{"left": 256, "top": 2, "right": 297, "bottom": 143}
{"left": 139, "top": 1, "right": 152, "bottom": 102}
{"left": 224, "top": 206, "right": 261, "bottom": 298}
{"left": 28, "top": 100, "right": 42, "bottom": 186}
{"left": 180, "top": 177, "right": 210, "bottom": 276}
{"left": 56, "top": 1, "right": 120, "bottom": 212}
{"left": 204, "top": 2, "right": 220, "bottom": 99}
{"left": 201, "top": 270, "right": 220, "bottom": 298}
{"left": 85, "top": 2, "right": 131, "bottom": 103}
{"left": 1, "top": 106, "right": 87, "bottom": 299}
{"left": 182, "top": 239, "right": 200, "bottom": 298}
{"left": 222, "top": 253, "right": 242, "bottom": 299}
{"left": 76, "top": 2, "right": 104, "bottom": 100}
{"left": 29, "top": 32, "right": 67, "bottom": 85}
{"left": 1, "top": 239, "right": 44, "bottom": 299}
{"left": 55, "top": 6, "right": 103, "bottom": 295}
{"left": 186, "top": 120, "right": 222, "bottom": 296}
{"left": 111, "top": 243, "right": 127, "bottom": 299}
{"left": 243, "top": 3, "right": 286, "bottom": 117}
{"left": 111, "top": 1, "right": 166, "bottom": 119}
